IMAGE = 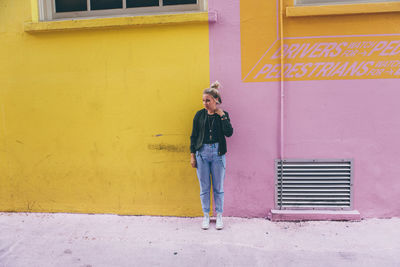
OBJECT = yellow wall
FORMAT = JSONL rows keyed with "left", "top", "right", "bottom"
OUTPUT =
{"left": 0, "top": 1, "right": 210, "bottom": 216}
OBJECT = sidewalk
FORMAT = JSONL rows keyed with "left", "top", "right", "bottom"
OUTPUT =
{"left": 0, "top": 212, "right": 399, "bottom": 267}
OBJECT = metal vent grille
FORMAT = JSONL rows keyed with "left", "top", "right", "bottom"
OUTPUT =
{"left": 275, "top": 159, "right": 353, "bottom": 210}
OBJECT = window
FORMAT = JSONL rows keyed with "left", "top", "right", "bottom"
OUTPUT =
{"left": 296, "top": 0, "right": 400, "bottom": 5}
{"left": 38, "top": 0, "right": 206, "bottom": 21}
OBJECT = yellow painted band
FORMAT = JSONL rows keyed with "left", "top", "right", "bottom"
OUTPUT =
{"left": 286, "top": 2, "right": 400, "bottom": 17}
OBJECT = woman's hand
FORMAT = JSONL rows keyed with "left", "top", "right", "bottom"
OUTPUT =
{"left": 190, "top": 153, "right": 197, "bottom": 168}
{"left": 215, "top": 108, "right": 225, "bottom": 117}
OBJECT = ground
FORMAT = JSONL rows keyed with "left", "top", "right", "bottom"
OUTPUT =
{"left": 0, "top": 212, "right": 399, "bottom": 267}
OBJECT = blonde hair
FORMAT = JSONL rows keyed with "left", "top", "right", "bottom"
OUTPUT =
{"left": 203, "top": 81, "right": 222, "bottom": 104}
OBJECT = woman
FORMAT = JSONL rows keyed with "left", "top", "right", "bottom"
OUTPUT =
{"left": 190, "top": 81, "right": 233, "bottom": 230}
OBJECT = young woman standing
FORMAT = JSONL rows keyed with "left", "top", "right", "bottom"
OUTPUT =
{"left": 190, "top": 81, "right": 233, "bottom": 230}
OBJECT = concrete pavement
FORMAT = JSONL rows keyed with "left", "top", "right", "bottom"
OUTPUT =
{"left": 0, "top": 212, "right": 399, "bottom": 267}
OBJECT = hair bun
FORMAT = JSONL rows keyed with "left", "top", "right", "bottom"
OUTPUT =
{"left": 210, "top": 81, "right": 221, "bottom": 90}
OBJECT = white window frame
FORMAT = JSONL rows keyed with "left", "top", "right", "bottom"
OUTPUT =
{"left": 296, "top": 0, "right": 400, "bottom": 6}
{"left": 38, "top": 0, "right": 207, "bottom": 21}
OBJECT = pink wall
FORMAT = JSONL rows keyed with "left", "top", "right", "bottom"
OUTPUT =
{"left": 208, "top": 0, "right": 279, "bottom": 217}
{"left": 285, "top": 80, "right": 400, "bottom": 218}
{"left": 208, "top": 0, "right": 400, "bottom": 218}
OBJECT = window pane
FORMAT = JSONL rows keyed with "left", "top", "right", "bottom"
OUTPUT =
{"left": 127, "top": 0, "right": 159, "bottom": 8}
{"left": 90, "top": 0, "right": 123, "bottom": 10}
{"left": 163, "top": 0, "right": 196, "bottom": 5}
{"left": 55, "top": 0, "right": 87, "bottom": 12}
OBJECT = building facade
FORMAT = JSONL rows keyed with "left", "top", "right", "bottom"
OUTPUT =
{"left": 1, "top": 0, "right": 399, "bottom": 219}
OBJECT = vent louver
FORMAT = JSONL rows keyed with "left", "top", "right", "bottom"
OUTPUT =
{"left": 275, "top": 159, "right": 353, "bottom": 210}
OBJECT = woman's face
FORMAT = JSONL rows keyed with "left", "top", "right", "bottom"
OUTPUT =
{"left": 203, "top": 94, "right": 217, "bottom": 111}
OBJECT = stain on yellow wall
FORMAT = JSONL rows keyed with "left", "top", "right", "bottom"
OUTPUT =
{"left": 0, "top": 1, "right": 210, "bottom": 216}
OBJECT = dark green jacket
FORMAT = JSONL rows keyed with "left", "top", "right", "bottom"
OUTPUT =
{"left": 190, "top": 109, "right": 233, "bottom": 155}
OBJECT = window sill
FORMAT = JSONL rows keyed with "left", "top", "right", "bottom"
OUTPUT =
{"left": 286, "top": 2, "right": 400, "bottom": 17}
{"left": 24, "top": 11, "right": 217, "bottom": 32}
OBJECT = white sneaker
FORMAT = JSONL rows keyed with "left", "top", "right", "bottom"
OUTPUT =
{"left": 202, "top": 213, "right": 210, "bottom": 230}
{"left": 216, "top": 213, "right": 223, "bottom": 230}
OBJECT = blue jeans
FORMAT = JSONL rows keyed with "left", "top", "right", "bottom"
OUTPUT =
{"left": 195, "top": 143, "right": 226, "bottom": 214}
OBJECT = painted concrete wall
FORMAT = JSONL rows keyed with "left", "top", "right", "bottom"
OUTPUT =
{"left": 2, "top": 0, "right": 400, "bottom": 219}
{"left": 209, "top": 0, "right": 278, "bottom": 217}
{"left": 209, "top": 0, "right": 400, "bottom": 218}
{"left": 0, "top": 1, "right": 210, "bottom": 216}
